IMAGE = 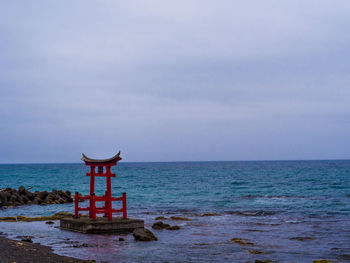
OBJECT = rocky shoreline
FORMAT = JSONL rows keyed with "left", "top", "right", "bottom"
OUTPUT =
{"left": 0, "top": 235, "right": 93, "bottom": 263}
{"left": 0, "top": 210, "right": 337, "bottom": 263}
{"left": 0, "top": 186, "right": 73, "bottom": 207}
{"left": 0, "top": 212, "right": 75, "bottom": 222}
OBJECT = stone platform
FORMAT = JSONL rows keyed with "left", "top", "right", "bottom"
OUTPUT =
{"left": 60, "top": 217, "right": 144, "bottom": 234}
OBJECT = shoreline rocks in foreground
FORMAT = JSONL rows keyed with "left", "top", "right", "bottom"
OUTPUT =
{"left": 0, "top": 235, "right": 93, "bottom": 263}
{"left": 0, "top": 186, "right": 73, "bottom": 208}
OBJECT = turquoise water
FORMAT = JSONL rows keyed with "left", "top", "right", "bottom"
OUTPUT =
{"left": 1, "top": 160, "right": 349, "bottom": 262}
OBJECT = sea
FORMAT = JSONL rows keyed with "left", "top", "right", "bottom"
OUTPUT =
{"left": 0, "top": 160, "right": 349, "bottom": 262}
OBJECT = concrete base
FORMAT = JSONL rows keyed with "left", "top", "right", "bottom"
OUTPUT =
{"left": 60, "top": 217, "right": 144, "bottom": 234}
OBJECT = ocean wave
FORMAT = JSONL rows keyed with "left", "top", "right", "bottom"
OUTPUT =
{"left": 224, "top": 210, "right": 277, "bottom": 216}
{"left": 240, "top": 195, "right": 306, "bottom": 199}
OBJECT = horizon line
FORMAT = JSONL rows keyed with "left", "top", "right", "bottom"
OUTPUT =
{"left": 0, "top": 158, "right": 349, "bottom": 165}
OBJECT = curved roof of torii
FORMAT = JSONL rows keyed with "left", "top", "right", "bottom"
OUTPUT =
{"left": 81, "top": 151, "right": 122, "bottom": 164}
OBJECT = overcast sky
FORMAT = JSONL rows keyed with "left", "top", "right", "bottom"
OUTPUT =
{"left": 1, "top": 1, "right": 349, "bottom": 163}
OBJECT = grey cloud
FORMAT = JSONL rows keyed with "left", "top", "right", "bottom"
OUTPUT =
{"left": 0, "top": 1, "right": 350, "bottom": 162}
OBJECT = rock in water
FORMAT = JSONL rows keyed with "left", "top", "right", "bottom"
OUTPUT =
{"left": 167, "top": 225, "right": 180, "bottom": 230}
{"left": 133, "top": 228, "right": 158, "bottom": 241}
{"left": 155, "top": 216, "right": 167, "bottom": 220}
{"left": 18, "top": 186, "right": 26, "bottom": 195}
{"left": 0, "top": 187, "right": 73, "bottom": 207}
{"left": 152, "top": 221, "right": 170, "bottom": 230}
{"left": 20, "top": 236, "right": 33, "bottom": 243}
{"left": 152, "top": 221, "right": 180, "bottom": 230}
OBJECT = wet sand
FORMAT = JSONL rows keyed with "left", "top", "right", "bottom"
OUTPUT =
{"left": 0, "top": 236, "right": 93, "bottom": 263}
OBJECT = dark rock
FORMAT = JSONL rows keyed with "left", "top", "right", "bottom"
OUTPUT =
{"left": 21, "top": 195, "right": 30, "bottom": 203}
{"left": 0, "top": 191, "right": 10, "bottom": 201}
{"left": 12, "top": 192, "right": 19, "bottom": 200}
{"left": 118, "top": 237, "right": 125, "bottom": 241}
{"left": 64, "top": 190, "right": 73, "bottom": 202}
{"left": 18, "top": 186, "right": 26, "bottom": 195}
{"left": 230, "top": 238, "right": 254, "bottom": 246}
{"left": 21, "top": 237, "right": 33, "bottom": 243}
{"left": 248, "top": 250, "right": 265, "bottom": 254}
{"left": 58, "top": 240, "right": 79, "bottom": 245}
{"left": 46, "top": 193, "right": 55, "bottom": 201}
{"left": 17, "top": 195, "right": 24, "bottom": 204}
{"left": 19, "top": 188, "right": 35, "bottom": 200}
{"left": 155, "top": 216, "right": 167, "bottom": 220}
{"left": 255, "top": 260, "right": 271, "bottom": 263}
{"left": 166, "top": 225, "right": 180, "bottom": 230}
{"left": 38, "top": 191, "right": 48, "bottom": 200}
{"left": 73, "top": 243, "right": 95, "bottom": 248}
{"left": 10, "top": 189, "right": 18, "bottom": 195}
{"left": 0, "top": 193, "right": 6, "bottom": 204}
{"left": 339, "top": 254, "right": 350, "bottom": 260}
{"left": 0, "top": 188, "right": 73, "bottom": 207}
{"left": 32, "top": 197, "right": 42, "bottom": 204}
{"left": 58, "top": 191, "right": 72, "bottom": 202}
{"left": 26, "top": 191, "right": 35, "bottom": 201}
{"left": 290, "top": 236, "right": 314, "bottom": 241}
{"left": 5, "top": 192, "right": 11, "bottom": 201}
{"left": 59, "top": 193, "right": 68, "bottom": 200}
{"left": 9, "top": 195, "right": 18, "bottom": 204}
{"left": 46, "top": 221, "right": 55, "bottom": 224}
{"left": 73, "top": 243, "right": 86, "bottom": 248}
{"left": 133, "top": 228, "right": 158, "bottom": 241}
{"left": 17, "top": 236, "right": 34, "bottom": 243}
{"left": 16, "top": 235, "right": 34, "bottom": 239}
{"left": 152, "top": 221, "right": 170, "bottom": 230}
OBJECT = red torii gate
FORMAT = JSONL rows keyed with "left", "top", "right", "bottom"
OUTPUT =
{"left": 74, "top": 151, "right": 127, "bottom": 220}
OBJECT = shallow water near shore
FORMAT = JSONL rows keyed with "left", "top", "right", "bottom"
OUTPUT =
{"left": 1, "top": 160, "right": 350, "bottom": 262}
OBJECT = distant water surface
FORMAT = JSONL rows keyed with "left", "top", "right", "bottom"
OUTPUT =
{"left": 0, "top": 160, "right": 349, "bottom": 262}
